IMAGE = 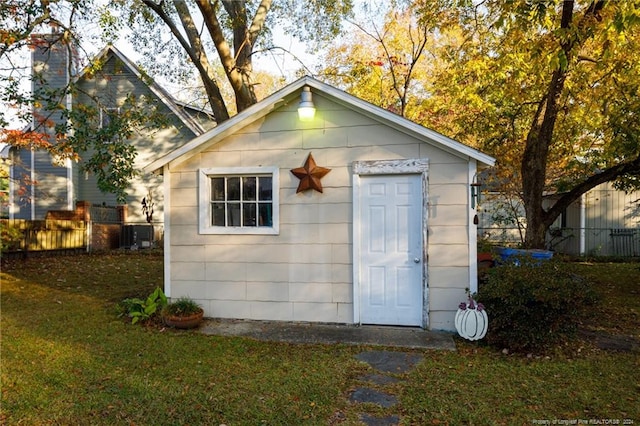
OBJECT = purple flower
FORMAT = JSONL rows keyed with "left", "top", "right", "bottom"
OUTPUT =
{"left": 477, "top": 303, "right": 485, "bottom": 312}
{"left": 458, "top": 302, "right": 467, "bottom": 310}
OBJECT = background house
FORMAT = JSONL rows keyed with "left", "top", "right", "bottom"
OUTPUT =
{"left": 546, "top": 182, "right": 640, "bottom": 256}
{"left": 477, "top": 182, "right": 640, "bottom": 257}
{"left": 145, "top": 77, "right": 495, "bottom": 331}
{"left": 4, "top": 33, "right": 214, "bottom": 230}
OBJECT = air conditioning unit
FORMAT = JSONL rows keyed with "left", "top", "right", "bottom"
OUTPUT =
{"left": 121, "top": 225, "right": 154, "bottom": 249}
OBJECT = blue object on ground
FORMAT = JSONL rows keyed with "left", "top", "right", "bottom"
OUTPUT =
{"left": 496, "top": 247, "right": 553, "bottom": 266}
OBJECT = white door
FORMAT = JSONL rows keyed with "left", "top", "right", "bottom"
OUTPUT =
{"left": 359, "top": 174, "right": 423, "bottom": 326}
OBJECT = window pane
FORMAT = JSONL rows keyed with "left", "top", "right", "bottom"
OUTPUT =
{"left": 258, "top": 203, "right": 272, "bottom": 227}
{"left": 211, "top": 203, "right": 225, "bottom": 226}
{"left": 242, "top": 177, "right": 256, "bottom": 201}
{"left": 227, "top": 177, "right": 240, "bottom": 200}
{"left": 258, "top": 176, "right": 272, "bottom": 201}
{"left": 203, "top": 170, "right": 276, "bottom": 232}
{"left": 243, "top": 203, "right": 257, "bottom": 226}
{"left": 101, "top": 112, "right": 111, "bottom": 128}
{"left": 101, "top": 108, "right": 118, "bottom": 128}
{"left": 227, "top": 203, "right": 241, "bottom": 226}
{"left": 211, "top": 177, "right": 225, "bottom": 201}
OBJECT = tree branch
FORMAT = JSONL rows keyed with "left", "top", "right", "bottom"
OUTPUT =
{"left": 195, "top": 0, "right": 234, "bottom": 71}
{"left": 544, "top": 154, "right": 640, "bottom": 227}
{"left": 196, "top": 0, "right": 256, "bottom": 111}
{"left": 248, "top": 0, "right": 272, "bottom": 45}
{"left": 172, "top": 0, "right": 229, "bottom": 121}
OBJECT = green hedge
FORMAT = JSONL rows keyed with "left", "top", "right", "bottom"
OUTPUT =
{"left": 477, "top": 260, "right": 597, "bottom": 352}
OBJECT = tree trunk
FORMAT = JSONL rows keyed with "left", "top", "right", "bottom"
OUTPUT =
{"left": 521, "top": 1, "right": 575, "bottom": 249}
{"left": 143, "top": 0, "right": 230, "bottom": 122}
{"left": 520, "top": 1, "right": 610, "bottom": 248}
{"left": 197, "top": 0, "right": 266, "bottom": 114}
{"left": 223, "top": 0, "right": 258, "bottom": 112}
{"left": 174, "top": 0, "right": 230, "bottom": 121}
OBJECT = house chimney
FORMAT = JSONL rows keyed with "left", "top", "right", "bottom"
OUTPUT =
{"left": 24, "top": 31, "right": 80, "bottom": 218}
{"left": 29, "top": 31, "right": 77, "bottom": 137}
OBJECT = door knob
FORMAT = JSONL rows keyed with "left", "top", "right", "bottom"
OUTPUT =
{"left": 414, "top": 257, "right": 420, "bottom": 263}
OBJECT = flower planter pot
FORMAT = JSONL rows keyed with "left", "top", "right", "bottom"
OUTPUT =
{"left": 163, "top": 309, "right": 204, "bottom": 329}
{"left": 477, "top": 252, "right": 495, "bottom": 271}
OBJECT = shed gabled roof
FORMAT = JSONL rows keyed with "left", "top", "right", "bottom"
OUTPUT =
{"left": 144, "top": 76, "right": 495, "bottom": 174}
{"left": 76, "top": 45, "right": 207, "bottom": 136}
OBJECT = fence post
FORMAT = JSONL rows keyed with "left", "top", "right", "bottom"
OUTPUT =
{"left": 86, "top": 220, "right": 92, "bottom": 253}
{"left": 76, "top": 201, "right": 91, "bottom": 222}
{"left": 117, "top": 204, "right": 127, "bottom": 223}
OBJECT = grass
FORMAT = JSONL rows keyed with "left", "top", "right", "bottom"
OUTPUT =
{"left": 1, "top": 253, "right": 639, "bottom": 425}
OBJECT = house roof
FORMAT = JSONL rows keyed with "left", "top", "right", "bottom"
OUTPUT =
{"left": 144, "top": 76, "right": 496, "bottom": 174}
{"left": 3, "top": 42, "right": 213, "bottom": 159}
{"left": 173, "top": 100, "right": 217, "bottom": 132}
{"left": 0, "top": 143, "right": 10, "bottom": 159}
{"left": 76, "top": 45, "right": 208, "bottom": 136}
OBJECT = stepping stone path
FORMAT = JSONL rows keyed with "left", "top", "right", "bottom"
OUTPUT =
{"left": 349, "top": 350, "right": 424, "bottom": 426}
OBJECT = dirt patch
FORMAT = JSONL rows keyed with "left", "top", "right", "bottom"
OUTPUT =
{"left": 578, "top": 329, "right": 639, "bottom": 353}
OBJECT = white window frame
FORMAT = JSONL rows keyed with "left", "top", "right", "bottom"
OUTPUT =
{"left": 100, "top": 107, "right": 120, "bottom": 144}
{"left": 100, "top": 107, "right": 120, "bottom": 129}
{"left": 198, "top": 166, "right": 279, "bottom": 235}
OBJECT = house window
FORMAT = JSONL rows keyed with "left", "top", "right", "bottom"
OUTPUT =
{"left": 199, "top": 167, "right": 279, "bottom": 235}
{"left": 99, "top": 107, "right": 120, "bottom": 143}
{"left": 100, "top": 107, "right": 120, "bottom": 129}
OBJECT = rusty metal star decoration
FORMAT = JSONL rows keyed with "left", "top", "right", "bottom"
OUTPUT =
{"left": 290, "top": 153, "right": 331, "bottom": 193}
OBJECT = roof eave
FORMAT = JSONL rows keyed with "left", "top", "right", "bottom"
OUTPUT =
{"left": 144, "top": 76, "right": 496, "bottom": 173}
{"left": 75, "top": 45, "right": 206, "bottom": 136}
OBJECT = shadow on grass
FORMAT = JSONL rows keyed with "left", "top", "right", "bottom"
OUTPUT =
{"left": 1, "top": 250, "right": 163, "bottom": 303}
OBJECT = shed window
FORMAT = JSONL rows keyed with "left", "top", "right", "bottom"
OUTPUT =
{"left": 199, "top": 167, "right": 279, "bottom": 235}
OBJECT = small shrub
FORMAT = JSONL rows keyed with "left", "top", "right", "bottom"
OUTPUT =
{"left": 163, "top": 297, "right": 202, "bottom": 317}
{"left": 119, "top": 287, "right": 167, "bottom": 324}
{"left": 477, "top": 260, "right": 597, "bottom": 352}
{"left": 1, "top": 222, "right": 23, "bottom": 252}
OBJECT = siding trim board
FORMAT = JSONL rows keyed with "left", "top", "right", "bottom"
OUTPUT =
{"left": 468, "top": 161, "right": 479, "bottom": 294}
{"left": 164, "top": 164, "right": 172, "bottom": 298}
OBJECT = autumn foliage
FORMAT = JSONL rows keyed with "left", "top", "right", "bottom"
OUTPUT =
{"left": 1, "top": 129, "right": 52, "bottom": 151}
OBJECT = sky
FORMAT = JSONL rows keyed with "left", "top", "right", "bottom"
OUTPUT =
{"left": 2, "top": 0, "right": 389, "bottom": 132}
{"left": 112, "top": 25, "right": 318, "bottom": 78}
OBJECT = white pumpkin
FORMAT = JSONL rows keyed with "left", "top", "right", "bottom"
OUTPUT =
{"left": 455, "top": 299, "right": 488, "bottom": 341}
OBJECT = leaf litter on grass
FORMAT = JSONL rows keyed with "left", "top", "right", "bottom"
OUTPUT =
{"left": 2, "top": 253, "right": 639, "bottom": 424}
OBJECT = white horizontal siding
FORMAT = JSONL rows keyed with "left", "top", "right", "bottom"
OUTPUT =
{"left": 168, "top": 95, "right": 473, "bottom": 328}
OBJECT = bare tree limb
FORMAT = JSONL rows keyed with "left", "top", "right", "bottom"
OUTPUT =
{"left": 142, "top": 0, "right": 230, "bottom": 121}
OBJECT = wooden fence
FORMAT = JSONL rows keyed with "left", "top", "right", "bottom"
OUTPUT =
{"left": 1, "top": 219, "right": 87, "bottom": 255}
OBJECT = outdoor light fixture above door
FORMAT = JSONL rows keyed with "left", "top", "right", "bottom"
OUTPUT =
{"left": 297, "top": 86, "right": 316, "bottom": 121}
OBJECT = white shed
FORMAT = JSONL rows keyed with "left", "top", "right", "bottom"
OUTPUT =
{"left": 145, "top": 77, "right": 495, "bottom": 331}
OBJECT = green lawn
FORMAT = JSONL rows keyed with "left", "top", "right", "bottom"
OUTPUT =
{"left": 1, "top": 253, "right": 638, "bottom": 425}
